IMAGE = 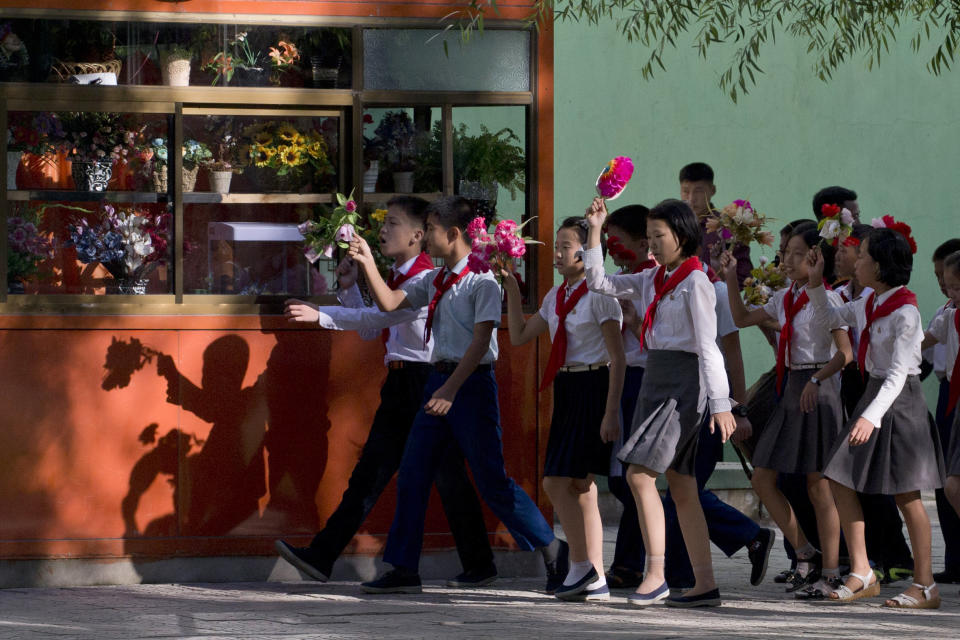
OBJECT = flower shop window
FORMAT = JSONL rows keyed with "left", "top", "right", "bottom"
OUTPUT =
{"left": 0, "top": 18, "right": 352, "bottom": 89}
{"left": 360, "top": 106, "right": 442, "bottom": 201}
{"left": 179, "top": 109, "right": 342, "bottom": 297}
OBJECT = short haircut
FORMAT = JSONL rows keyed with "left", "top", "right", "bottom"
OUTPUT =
{"left": 812, "top": 186, "right": 857, "bottom": 220}
{"left": 932, "top": 238, "right": 960, "bottom": 262}
{"left": 425, "top": 196, "right": 475, "bottom": 237}
{"left": 559, "top": 216, "right": 589, "bottom": 245}
{"left": 647, "top": 199, "right": 701, "bottom": 257}
{"left": 790, "top": 225, "right": 836, "bottom": 284}
{"left": 780, "top": 219, "right": 815, "bottom": 236}
{"left": 605, "top": 204, "right": 649, "bottom": 240}
{"left": 850, "top": 223, "right": 872, "bottom": 242}
{"left": 944, "top": 250, "right": 960, "bottom": 277}
{"left": 866, "top": 227, "right": 913, "bottom": 287}
{"left": 678, "top": 162, "right": 714, "bottom": 184}
{"left": 386, "top": 195, "right": 429, "bottom": 229}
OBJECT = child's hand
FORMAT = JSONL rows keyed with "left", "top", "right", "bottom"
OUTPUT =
{"left": 336, "top": 256, "right": 359, "bottom": 290}
{"left": 600, "top": 411, "right": 620, "bottom": 444}
{"left": 348, "top": 235, "right": 374, "bottom": 268}
{"left": 425, "top": 383, "right": 456, "bottom": 416}
{"left": 719, "top": 250, "right": 737, "bottom": 281}
{"left": 807, "top": 246, "right": 825, "bottom": 285}
{"left": 584, "top": 197, "right": 608, "bottom": 228}
{"left": 848, "top": 417, "right": 876, "bottom": 446}
{"left": 709, "top": 410, "right": 737, "bottom": 444}
{"left": 800, "top": 379, "right": 819, "bottom": 413}
{"left": 284, "top": 298, "right": 320, "bottom": 324}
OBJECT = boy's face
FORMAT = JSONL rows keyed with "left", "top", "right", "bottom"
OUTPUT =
{"left": 554, "top": 227, "right": 584, "bottom": 279}
{"left": 935, "top": 259, "right": 947, "bottom": 297}
{"left": 844, "top": 199, "right": 861, "bottom": 223}
{"left": 379, "top": 205, "right": 423, "bottom": 260}
{"left": 424, "top": 213, "right": 459, "bottom": 258}
{"left": 835, "top": 242, "right": 859, "bottom": 279}
{"left": 944, "top": 265, "right": 960, "bottom": 307}
{"left": 606, "top": 223, "right": 649, "bottom": 269}
{"left": 680, "top": 179, "right": 716, "bottom": 217}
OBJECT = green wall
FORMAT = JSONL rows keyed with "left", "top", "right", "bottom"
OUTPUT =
{"left": 554, "top": 18, "right": 958, "bottom": 398}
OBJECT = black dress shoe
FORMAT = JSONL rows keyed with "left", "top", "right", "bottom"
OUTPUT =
{"left": 274, "top": 540, "right": 331, "bottom": 582}
{"left": 747, "top": 528, "right": 775, "bottom": 586}
{"left": 361, "top": 568, "right": 422, "bottom": 594}
{"left": 665, "top": 587, "right": 721, "bottom": 608}
{"left": 605, "top": 565, "right": 643, "bottom": 589}
{"left": 446, "top": 565, "right": 498, "bottom": 588}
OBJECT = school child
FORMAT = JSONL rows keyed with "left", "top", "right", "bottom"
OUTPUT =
{"left": 835, "top": 224, "right": 914, "bottom": 583}
{"left": 347, "top": 196, "right": 567, "bottom": 594}
{"left": 502, "top": 216, "right": 624, "bottom": 601}
{"left": 808, "top": 226, "right": 946, "bottom": 608}
{"left": 584, "top": 197, "right": 737, "bottom": 608}
{"left": 721, "top": 224, "right": 850, "bottom": 599}
{"left": 923, "top": 249, "right": 960, "bottom": 546}
{"left": 926, "top": 239, "right": 960, "bottom": 584}
{"left": 277, "top": 196, "right": 495, "bottom": 587}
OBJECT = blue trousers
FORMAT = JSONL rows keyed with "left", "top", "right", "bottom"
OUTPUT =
{"left": 383, "top": 368, "right": 555, "bottom": 570}
{"left": 935, "top": 378, "right": 960, "bottom": 573}
{"left": 608, "top": 366, "right": 645, "bottom": 572}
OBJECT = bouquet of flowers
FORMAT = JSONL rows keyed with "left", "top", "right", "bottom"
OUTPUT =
{"left": 870, "top": 214, "right": 918, "bottom": 254}
{"left": 465, "top": 216, "right": 540, "bottom": 275}
{"left": 595, "top": 156, "right": 634, "bottom": 200}
{"left": 299, "top": 190, "right": 363, "bottom": 263}
{"left": 705, "top": 199, "right": 775, "bottom": 249}
{"left": 242, "top": 120, "right": 333, "bottom": 179}
{"left": 374, "top": 111, "right": 417, "bottom": 171}
{"left": 267, "top": 39, "right": 300, "bottom": 81}
{"left": 7, "top": 206, "right": 54, "bottom": 284}
{"left": 60, "top": 112, "right": 141, "bottom": 164}
{"left": 742, "top": 255, "right": 787, "bottom": 306}
{"left": 7, "top": 111, "right": 63, "bottom": 156}
{"left": 67, "top": 205, "right": 169, "bottom": 280}
{"left": 817, "top": 203, "right": 855, "bottom": 247}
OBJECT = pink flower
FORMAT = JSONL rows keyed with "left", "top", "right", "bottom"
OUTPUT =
{"left": 596, "top": 156, "right": 634, "bottom": 200}
{"left": 345, "top": 200, "right": 357, "bottom": 213}
{"left": 335, "top": 223, "right": 355, "bottom": 244}
{"left": 467, "top": 251, "right": 490, "bottom": 273}
{"left": 494, "top": 219, "right": 518, "bottom": 241}
{"left": 303, "top": 246, "right": 320, "bottom": 263}
{"left": 321, "top": 244, "right": 335, "bottom": 259}
{"left": 467, "top": 216, "right": 488, "bottom": 241}
{"left": 721, "top": 229, "right": 733, "bottom": 240}
{"left": 733, "top": 199, "right": 752, "bottom": 210}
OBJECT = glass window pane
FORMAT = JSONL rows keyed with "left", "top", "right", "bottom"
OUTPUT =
{"left": 363, "top": 29, "right": 529, "bottom": 92}
{"left": 361, "top": 106, "right": 442, "bottom": 197}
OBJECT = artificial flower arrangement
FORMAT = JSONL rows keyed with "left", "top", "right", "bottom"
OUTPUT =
{"left": 59, "top": 112, "right": 143, "bottom": 164}
{"left": 299, "top": 190, "right": 363, "bottom": 263}
{"left": 465, "top": 216, "right": 540, "bottom": 276}
{"left": 373, "top": 111, "right": 417, "bottom": 172}
{"left": 67, "top": 205, "right": 169, "bottom": 281}
{"left": 742, "top": 255, "right": 788, "bottom": 306}
{"left": 7, "top": 204, "right": 56, "bottom": 286}
{"left": 595, "top": 156, "right": 634, "bottom": 200}
{"left": 870, "top": 214, "right": 918, "bottom": 254}
{"left": 817, "top": 203, "right": 855, "bottom": 246}
{"left": 705, "top": 199, "right": 776, "bottom": 249}
{"left": 7, "top": 111, "right": 63, "bottom": 157}
{"left": 241, "top": 120, "right": 333, "bottom": 181}
{"left": 203, "top": 31, "right": 300, "bottom": 86}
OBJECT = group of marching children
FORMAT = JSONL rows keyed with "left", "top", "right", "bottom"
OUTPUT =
{"left": 275, "top": 165, "right": 960, "bottom": 611}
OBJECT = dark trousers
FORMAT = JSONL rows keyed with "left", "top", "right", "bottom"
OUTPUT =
{"left": 309, "top": 364, "right": 493, "bottom": 575}
{"left": 383, "top": 368, "right": 555, "bottom": 570}
{"left": 935, "top": 378, "right": 960, "bottom": 573}
{"left": 608, "top": 366, "right": 645, "bottom": 572}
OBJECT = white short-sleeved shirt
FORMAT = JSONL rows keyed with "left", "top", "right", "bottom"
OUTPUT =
{"left": 403, "top": 254, "right": 501, "bottom": 364}
{"left": 762, "top": 283, "right": 845, "bottom": 367}
{"left": 926, "top": 301, "right": 954, "bottom": 378}
{"left": 538, "top": 280, "right": 623, "bottom": 366}
{"left": 809, "top": 284, "right": 922, "bottom": 427}
{"left": 584, "top": 246, "right": 731, "bottom": 414}
{"left": 928, "top": 306, "right": 959, "bottom": 382}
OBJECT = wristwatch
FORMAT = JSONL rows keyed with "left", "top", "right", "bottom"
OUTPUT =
{"left": 809, "top": 375, "right": 821, "bottom": 386}
{"left": 732, "top": 404, "right": 749, "bottom": 417}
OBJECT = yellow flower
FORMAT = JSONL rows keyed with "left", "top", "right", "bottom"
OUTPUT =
{"left": 277, "top": 123, "right": 299, "bottom": 142}
{"left": 253, "top": 131, "right": 274, "bottom": 146}
{"left": 306, "top": 140, "right": 327, "bottom": 160}
{"left": 277, "top": 145, "right": 302, "bottom": 167}
{"left": 371, "top": 209, "right": 387, "bottom": 223}
{"left": 251, "top": 144, "right": 275, "bottom": 167}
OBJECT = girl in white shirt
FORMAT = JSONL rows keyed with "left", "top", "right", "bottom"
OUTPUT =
{"left": 583, "top": 198, "right": 736, "bottom": 608}
{"left": 808, "top": 227, "right": 946, "bottom": 609}
{"left": 503, "top": 217, "right": 625, "bottom": 602}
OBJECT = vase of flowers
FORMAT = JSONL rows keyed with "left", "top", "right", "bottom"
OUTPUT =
{"left": 203, "top": 31, "right": 300, "bottom": 87}
{"left": 241, "top": 120, "right": 333, "bottom": 192}
{"left": 7, "top": 207, "right": 54, "bottom": 293}
{"left": 61, "top": 112, "right": 138, "bottom": 192}
{"left": 374, "top": 111, "right": 418, "bottom": 193}
{"left": 7, "top": 112, "right": 66, "bottom": 189}
{"left": 67, "top": 205, "right": 169, "bottom": 294}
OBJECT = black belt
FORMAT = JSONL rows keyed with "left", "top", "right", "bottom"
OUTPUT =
{"left": 434, "top": 361, "right": 494, "bottom": 375}
{"left": 387, "top": 360, "right": 433, "bottom": 371}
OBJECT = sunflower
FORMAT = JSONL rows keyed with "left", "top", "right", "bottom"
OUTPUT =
{"left": 250, "top": 144, "right": 275, "bottom": 168}
{"left": 276, "top": 123, "right": 299, "bottom": 142}
{"left": 277, "top": 145, "right": 303, "bottom": 167}
{"left": 253, "top": 131, "right": 274, "bottom": 146}
{"left": 306, "top": 140, "right": 327, "bottom": 160}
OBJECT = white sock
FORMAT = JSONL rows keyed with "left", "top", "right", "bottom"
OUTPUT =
{"left": 563, "top": 560, "right": 593, "bottom": 586}
{"left": 586, "top": 573, "right": 606, "bottom": 591}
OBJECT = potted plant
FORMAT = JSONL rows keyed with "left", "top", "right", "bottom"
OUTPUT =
{"left": 204, "top": 159, "right": 243, "bottom": 194}
{"left": 454, "top": 124, "right": 526, "bottom": 204}
{"left": 7, "top": 205, "right": 54, "bottom": 293}
{"left": 161, "top": 45, "right": 192, "bottom": 87}
{"left": 149, "top": 138, "right": 211, "bottom": 192}
{"left": 374, "top": 111, "right": 417, "bottom": 193}
{"left": 61, "top": 112, "right": 138, "bottom": 192}
{"left": 301, "top": 28, "right": 350, "bottom": 88}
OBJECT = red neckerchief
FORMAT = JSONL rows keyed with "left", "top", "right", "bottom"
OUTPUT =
{"left": 423, "top": 264, "right": 471, "bottom": 347}
{"left": 539, "top": 280, "right": 590, "bottom": 391}
{"left": 857, "top": 287, "right": 919, "bottom": 377}
{"left": 382, "top": 252, "right": 435, "bottom": 344}
{"left": 638, "top": 256, "right": 702, "bottom": 351}
{"left": 948, "top": 308, "right": 960, "bottom": 415}
{"left": 705, "top": 265, "right": 722, "bottom": 284}
{"left": 775, "top": 284, "right": 810, "bottom": 394}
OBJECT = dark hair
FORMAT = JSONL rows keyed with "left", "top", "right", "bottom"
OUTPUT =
{"left": 933, "top": 238, "right": 960, "bottom": 262}
{"left": 605, "top": 204, "right": 649, "bottom": 239}
{"left": 647, "top": 199, "right": 701, "bottom": 257}
{"left": 849, "top": 223, "right": 872, "bottom": 242}
{"left": 678, "top": 162, "right": 714, "bottom": 184}
{"left": 866, "top": 227, "right": 912, "bottom": 287}
{"left": 425, "top": 196, "right": 475, "bottom": 238}
{"left": 386, "top": 195, "right": 429, "bottom": 229}
{"left": 789, "top": 225, "right": 836, "bottom": 284}
{"left": 559, "top": 216, "right": 589, "bottom": 245}
{"left": 944, "top": 250, "right": 960, "bottom": 277}
{"left": 812, "top": 186, "right": 857, "bottom": 220}
{"left": 780, "top": 219, "right": 815, "bottom": 236}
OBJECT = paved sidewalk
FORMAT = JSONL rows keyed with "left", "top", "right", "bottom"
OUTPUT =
{"left": 0, "top": 500, "right": 957, "bottom": 639}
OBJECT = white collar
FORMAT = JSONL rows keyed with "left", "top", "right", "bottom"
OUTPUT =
{"left": 392, "top": 254, "right": 420, "bottom": 277}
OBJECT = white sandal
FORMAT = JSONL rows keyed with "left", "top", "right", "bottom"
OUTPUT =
{"left": 829, "top": 570, "right": 880, "bottom": 603}
{"left": 884, "top": 582, "right": 941, "bottom": 609}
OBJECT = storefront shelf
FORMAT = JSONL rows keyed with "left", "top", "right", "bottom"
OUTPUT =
{"left": 7, "top": 191, "right": 338, "bottom": 204}
{"left": 7, "top": 190, "right": 170, "bottom": 203}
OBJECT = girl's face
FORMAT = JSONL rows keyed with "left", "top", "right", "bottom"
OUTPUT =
{"left": 943, "top": 265, "right": 960, "bottom": 307}
{"left": 854, "top": 238, "right": 881, "bottom": 289}
{"left": 646, "top": 218, "right": 684, "bottom": 268}
{"left": 554, "top": 227, "right": 584, "bottom": 279}
{"left": 834, "top": 242, "right": 859, "bottom": 280}
{"left": 606, "top": 223, "right": 649, "bottom": 269}
{"left": 781, "top": 234, "right": 812, "bottom": 283}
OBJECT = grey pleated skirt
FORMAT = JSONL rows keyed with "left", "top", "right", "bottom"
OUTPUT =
{"left": 948, "top": 409, "right": 960, "bottom": 477}
{"left": 752, "top": 370, "right": 844, "bottom": 474}
{"left": 824, "top": 375, "right": 946, "bottom": 494}
{"left": 617, "top": 350, "right": 704, "bottom": 476}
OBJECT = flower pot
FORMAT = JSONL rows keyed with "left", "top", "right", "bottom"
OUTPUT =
{"left": 182, "top": 165, "right": 199, "bottom": 192}
{"left": 105, "top": 278, "right": 149, "bottom": 295}
{"left": 152, "top": 165, "right": 199, "bottom": 192}
{"left": 7, "top": 150, "right": 21, "bottom": 190}
{"left": 363, "top": 160, "right": 379, "bottom": 193}
{"left": 71, "top": 159, "right": 114, "bottom": 192}
{"left": 393, "top": 171, "right": 414, "bottom": 194}
{"left": 162, "top": 59, "right": 191, "bottom": 87}
{"left": 18, "top": 152, "right": 63, "bottom": 189}
{"left": 209, "top": 170, "right": 234, "bottom": 194}
{"left": 235, "top": 67, "right": 269, "bottom": 87}
{"left": 310, "top": 56, "right": 340, "bottom": 88}
{"left": 151, "top": 166, "right": 168, "bottom": 192}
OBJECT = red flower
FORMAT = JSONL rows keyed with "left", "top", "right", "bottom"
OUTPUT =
{"left": 820, "top": 203, "right": 841, "bottom": 217}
